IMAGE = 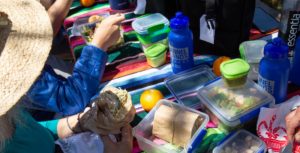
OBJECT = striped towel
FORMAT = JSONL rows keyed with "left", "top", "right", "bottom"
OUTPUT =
{"left": 64, "top": 2, "right": 154, "bottom": 82}
{"left": 99, "top": 55, "right": 217, "bottom": 119}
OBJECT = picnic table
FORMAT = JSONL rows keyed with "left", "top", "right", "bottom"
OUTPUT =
{"left": 63, "top": 1, "right": 300, "bottom": 152}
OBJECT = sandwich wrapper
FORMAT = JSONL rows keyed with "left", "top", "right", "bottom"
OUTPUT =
{"left": 257, "top": 96, "right": 300, "bottom": 153}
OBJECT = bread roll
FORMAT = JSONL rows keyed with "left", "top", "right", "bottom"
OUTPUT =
{"left": 99, "top": 86, "right": 132, "bottom": 121}
{"left": 152, "top": 105, "right": 179, "bottom": 143}
{"left": 152, "top": 105, "right": 203, "bottom": 147}
{"left": 173, "top": 110, "right": 204, "bottom": 147}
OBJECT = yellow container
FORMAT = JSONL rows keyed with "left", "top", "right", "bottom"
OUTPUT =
{"left": 144, "top": 43, "right": 167, "bottom": 67}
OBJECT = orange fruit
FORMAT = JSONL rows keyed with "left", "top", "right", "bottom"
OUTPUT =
{"left": 140, "top": 89, "right": 164, "bottom": 112}
{"left": 80, "top": 0, "right": 95, "bottom": 7}
{"left": 213, "top": 56, "right": 231, "bottom": 76}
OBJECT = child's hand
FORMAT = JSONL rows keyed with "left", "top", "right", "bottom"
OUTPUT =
{"left": 286, "top": 107, "right": 300, "bottom": 143}
{"left": 91, "top": 14, "right": 125, "bottom": 51}
{"left": 102, "top": 124, "right": 133, "bottom": 153}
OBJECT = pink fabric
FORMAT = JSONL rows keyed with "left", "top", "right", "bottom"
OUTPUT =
{"left": 132, "top": 139, "right": 142, "bottom": 153}
{"left": 206, "top": 121, "right": 218, "bottom": 128}
{"left": 69, "top": 36, "right": 85, "bottom": 49}
{"left": 121, "top": 23, "right": 134, "bottom": 32}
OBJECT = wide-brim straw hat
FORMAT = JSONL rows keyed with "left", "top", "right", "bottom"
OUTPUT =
{"left": 0, "top": 0, "right": 53, "bottom": 116}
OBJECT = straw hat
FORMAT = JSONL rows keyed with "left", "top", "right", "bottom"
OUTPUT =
{"left": 0, "top": 0, "right": 53, "bottom": 116}
{"left": 38, "top": 0, "right": 56, "bottom": 10}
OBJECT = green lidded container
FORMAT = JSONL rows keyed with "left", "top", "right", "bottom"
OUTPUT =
{"left": 137, "top": 23, "right": 170, "bottom": 45}
{"left": 144, "top": 43, "right": 167, "bottom": 67}
{"left": 220, "top": 58, "right": 250, "bottom": 87}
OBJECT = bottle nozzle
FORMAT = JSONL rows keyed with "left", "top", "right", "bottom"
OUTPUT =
{"left": 175, "top": 12, "right": 184, "bottom": 18}
{"left": 272, "top": 37, "right": 285, "bottom": 46}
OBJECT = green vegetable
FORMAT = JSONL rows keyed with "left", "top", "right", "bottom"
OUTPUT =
{"left": 209, "top": 87, "right": 259, "bottom": 116}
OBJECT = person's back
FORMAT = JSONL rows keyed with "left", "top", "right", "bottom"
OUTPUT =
{"left": 2, "top": 109, "right": 56, "bottom": 153}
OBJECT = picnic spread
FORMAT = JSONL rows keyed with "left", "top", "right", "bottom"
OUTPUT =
{"left": 60, "top": 0, "right": 300, "bottom": 152}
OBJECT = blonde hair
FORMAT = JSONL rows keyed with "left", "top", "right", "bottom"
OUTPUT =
{"left": 0, "top": 105, "right": 22, "bottom": 151}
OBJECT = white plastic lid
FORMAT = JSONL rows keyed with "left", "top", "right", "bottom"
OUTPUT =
{"left": 197, "top": 78, "right": 274, "bottom": 127}
{"left": 213, "top": 130, "right": 266, "bottom": 153}
{"left": 165, "top": 65, "right": 216, "bottom": 109}
{"left": 132, "top": 13, "right": 169, "bottom": 35}
{"left": 133, "top": 100, "right": 209, "bottom": 153}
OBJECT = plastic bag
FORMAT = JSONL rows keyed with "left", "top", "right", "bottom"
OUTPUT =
{"left": 199, "top": 14, "right": 215, "bottom": 44}
{"left": 56, "top": 132, "right": 104, "bottom": 153}
{"left": 257, "top": 96, "right": 300, "bottom": 153}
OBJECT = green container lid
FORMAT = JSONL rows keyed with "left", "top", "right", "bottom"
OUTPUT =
{"left": 220, "top": 58, "right": 250, "bottom": 80}
{"left": 144, "top": 43, "right": 167, "bottom": 58}
{"left": 137, "top": 23, "right": 170, "bottom": 45}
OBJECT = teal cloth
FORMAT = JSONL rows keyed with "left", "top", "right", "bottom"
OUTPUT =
{"left": 3, "top": 111, "right": 57, "bottom": 153}
{"left": 38, "top": 119, "right": 59, "bottom": 140}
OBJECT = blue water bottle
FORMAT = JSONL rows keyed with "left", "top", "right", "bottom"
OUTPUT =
{"left": 290, "top": 37, "right": 300, "bottom": 86}
{"left": 258, "top": 37, "right": 290, "bottom": 104}
{"left": 169, "top": 12, "right": 194, "bottom": 74}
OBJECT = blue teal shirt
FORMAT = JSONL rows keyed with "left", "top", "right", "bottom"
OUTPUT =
{"left": 26, "top": 45, "right": 107, "bottom": 116}
{"left": 3, "top": 110, "right": 58, "bottom": 153}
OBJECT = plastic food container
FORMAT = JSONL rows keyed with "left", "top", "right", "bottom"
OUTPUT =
{"left": 77, "top": 14, "right": 124, "bottom": 50}
{"left": 220, "top": 59, "right": 250, "bottom": 88}
{"left": 164, "top": 65, "right": 216, "bottom": 109}
{"left": 72, "top": 13, "right": 110, "bottom": 36}
{"left": 239, "top": 40, "right": 267, "bottom": 80}
{"left": 197, "top": 78, "right": 274, "bottom": 129}
{"left": 136, "top": 24, "right": 170, "bottom": 45}
{"left": 239, "top": 40, "right": 266, "bottom": 64}
{"left": 134, "top": 100, "right": 209, "bottom": 153}
{"left": 144, "top": 43, "right": 167, "bottom": 67}
{"left": 213, "top": 130, "right": 266, "bottom": 153}
{"left": 132, "top": 13, "right": 169, "bottom": 35}
{"left": 141, "top": 38, "right": 168, "bottom": 51}
{"left": 132, "top": 13, "right": 170, "bottom": 46}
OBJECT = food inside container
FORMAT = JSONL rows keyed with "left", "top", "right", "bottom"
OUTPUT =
{"left": 197, "top": 78, "right": 274, "bottom": 128}
{"left": 213, "top": 130, "right": 266, "bottom": 153}
{"left": 134, "top": 100, "right": 209, "bottom": 153}
{"left": 72, "top": 13, "right": 110, "bottom": 36}
{"left": 164, "top": 65, "right": 216, "bottom": 109}
{"left": 78, "top": 14, "right": 124, "bottom": 51}
{"left": 220, "top": 58, "right": 250, "bottom": 88}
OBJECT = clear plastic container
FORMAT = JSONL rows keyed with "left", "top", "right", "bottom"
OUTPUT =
{"left": 239, "top": 40, "right": 267, "bottom": 64}
{"left": 144, "top": 43, "right": 167, "bottom": 68}
{"left": 72, "top": 13, "right": 110, "bottom": 36}
{"left": 136, "top": 24, "right": 170, "bottom": 45}
{"left": 76, "top": 13, "right": 125, "bottom": 50}
{"left": 213, "top": 130, "right": 266, "bottom": 153}
{"left": 141, "top": 38, "right": 168, "bottom": 51}
{"left": 220, "top": 59, "right": 250, "bottom": 88}
{"left": 239, "top": 40, "right": 267, "bottom": 80}
{"left": 146, "top": 51, "right": 166, "bottom": 67}
{"left": 197, "top": 78, "right": 274, "bottom": 128}
{"left": 164, "top": 65, "right": 216, "bottom": 109}
{"left": 132, "top": 13, "right": 169, "bottom": 35}
{"left": 134, "top": 99, "right": 209, "bottom": 153}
